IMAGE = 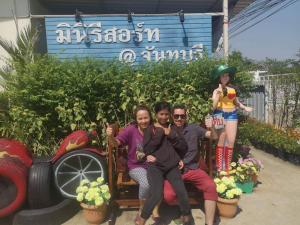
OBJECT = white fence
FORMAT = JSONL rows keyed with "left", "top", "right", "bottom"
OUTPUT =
{"left": 244, "top": 73, "right": 299, "bottom": 127}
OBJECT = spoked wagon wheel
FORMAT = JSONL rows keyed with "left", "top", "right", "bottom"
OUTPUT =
{"left": 53, "top": 150, "right": 107, "bottom": 199}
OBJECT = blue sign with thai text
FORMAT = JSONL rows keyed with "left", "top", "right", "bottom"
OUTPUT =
{"left": 45, "top": 15, "right": 212, "bottom": 63}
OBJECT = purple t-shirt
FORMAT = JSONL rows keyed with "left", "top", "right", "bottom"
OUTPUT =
{"left": 116, "top": 124, "right": 147, "bottom": 170}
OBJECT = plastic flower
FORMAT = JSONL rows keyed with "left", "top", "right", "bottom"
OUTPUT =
{"left": 80, "top": 179, "right": 89, "bottom": 186}
{"left": 217, "top": 183, "right": 226, "bottom": 193}
{"left": 76, "top": 178, "right": 111, "bottom": 206}
{"left": 97, "top": 177, "right": 104, "bottom": 184}
{"left": 90, "top": 181, "right": 98, "bottom": 187}
{"left": 95, "top": 197, "right": 104, "bottom": 206}
{"left": 100, "top": 185, "right": 109, "bottom": 193}
{"left": 226, "top": 190, "right": 234, "bottom": 199}
{"left": 103, "top": 192, "right": 111, "bottom": 200}
{"left": 76, "top": 186, "right": 82, "bottom": 194}
{"left": 214, "top": 178, "right": 221, "bottom": 184}
{"left": 230, "top": 162, "right": 237, "bottom": 167}
{"left": 76, "top": 193, "right": 84, "bottom": 202}
{"left": 214, "top": 175, "right": 242, "bottom": 199}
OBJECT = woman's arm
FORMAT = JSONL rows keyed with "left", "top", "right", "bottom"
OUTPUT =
{"left": 143, "top": 126, "right": 165, "bottom": 155}
{"left": 212, "top": 84, "right": 222, "bottom": 110}
{"left": 234, "top": 98, "right": 253, "bottom": 112}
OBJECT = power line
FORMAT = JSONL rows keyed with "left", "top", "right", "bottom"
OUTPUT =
{"left": 230, "top": 0, "right": 286, "bottom": 34}
{"left": 230, "top": 0, "right": 299, "bottom": 39}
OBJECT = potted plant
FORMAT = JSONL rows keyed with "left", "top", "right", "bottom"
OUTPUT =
{"left": 240, "top": 157, "right": 263, "bottom": 185}
{"left": 214, "top": 176, "right": 242, "bottom": 218}
{"left": 232, "top": 160, "right": 257, "bottom": 193}
{"left": 76, "top": 177, "right": 111, "bottom": 225}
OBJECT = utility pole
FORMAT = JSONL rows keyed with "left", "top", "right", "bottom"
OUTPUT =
{"left": 223, "top": 0, "right": 229, "bottom": 60}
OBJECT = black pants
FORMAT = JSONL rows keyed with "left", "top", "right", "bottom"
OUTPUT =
{"left": 141, "top": 164, "right": 191, "bottom": 219}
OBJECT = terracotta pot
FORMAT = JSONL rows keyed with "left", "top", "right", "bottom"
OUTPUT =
{"left": 217, "top": 197, "right": 239, "bottom": 218}
{"left": 81, "top": 203, "right": 107, "bottom": 225}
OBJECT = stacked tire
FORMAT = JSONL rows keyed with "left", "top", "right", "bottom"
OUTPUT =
{"left": 0, "top": 157, "right": 28, "bottom": 218}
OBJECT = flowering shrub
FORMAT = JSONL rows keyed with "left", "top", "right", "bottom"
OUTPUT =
{"left": 238, "top": 119, "right": 300, "bottom": 155}
{"left": 240, "top": 157, "right": 263, "bottom": 172}
{"left": 76, "top": 177, "right": 111, "bottom": 206}
{"left": 214, "top": 176, "right": 242, "bottom": 199}
{"left": 231, "top": 160, "right": 258, "bottom": 183}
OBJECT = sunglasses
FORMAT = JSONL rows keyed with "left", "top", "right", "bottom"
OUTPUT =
{"left": 173, "top": 114, "right": 186, "bottom": 120}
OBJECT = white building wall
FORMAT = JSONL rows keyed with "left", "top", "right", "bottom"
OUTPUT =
{"left": 0, "top": 18, "right": 31, "bottom": 69}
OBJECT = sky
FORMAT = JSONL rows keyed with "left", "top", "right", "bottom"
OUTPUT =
{"left": 229, "top": 0, "right": 300, "bottom": 61}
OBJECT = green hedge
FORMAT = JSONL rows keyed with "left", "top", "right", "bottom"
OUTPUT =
{"left": 0, "top": 55, "right": 253, "bottom": 156}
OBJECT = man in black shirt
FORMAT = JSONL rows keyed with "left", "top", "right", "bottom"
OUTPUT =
{"left": 164, "top": 104, "right": 218, "bottom": 225}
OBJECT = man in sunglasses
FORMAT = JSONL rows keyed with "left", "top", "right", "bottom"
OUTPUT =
{"left": 164, "top": 104, "right": 217, "bottom": 225}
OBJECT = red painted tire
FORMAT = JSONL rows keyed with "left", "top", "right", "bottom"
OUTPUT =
{"left": 0, "top": 158, "right": 28, "bottom": 218}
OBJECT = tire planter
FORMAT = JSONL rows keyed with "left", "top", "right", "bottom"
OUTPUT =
{"left": 0, "top": 158, "right": 28, "bottom": 218}
{"left": 53, "top": 150, "right": 107, "bottom": 199}
{"left": 217, "top": 197, "right": 239, "bottom": 218}
{"left": 236, "top": 181, "right": 254, "bottom": 194}
{"left": 13, "top": 199, "right": 80, "bottom": 225}
{"left": 27, "top": 162, "right": 61, "bottom": 209}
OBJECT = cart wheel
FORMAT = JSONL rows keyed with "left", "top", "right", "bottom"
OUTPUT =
{"left": 53, "top": 150, "right": 107, "bottom": 199}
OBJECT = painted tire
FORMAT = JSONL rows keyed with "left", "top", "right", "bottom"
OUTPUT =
{"left": 53, "top": 150, "right": 107, "bottom": 199}
{"left": 27, "top": 162, "right": 61, "bottom": 209}
{"left": 0, "top": 158, "right": 27, "bottom": 218}
{"left": 13, "top": 199, "right": 80, "bottom": 225}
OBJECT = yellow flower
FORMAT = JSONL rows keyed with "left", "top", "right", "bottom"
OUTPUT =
{"left": 91, "top": 181, "right": 98, "bottom": 187}
{"left": 220, "top": 171, "right": 227, "bottom": 176}
{"left": 226, "top": 190, "right": 234, "bottom": 199}
{"left": 100, "top": 184, "right": 109, "bottom": 193}
{"left": 214, "top": 178, "right": 221, "bottom": 184}
{"left": 76, "top": 193, "right": 84, "bottom": 202}
{"left": 95, "top": 197, "right": 104, "bottom": 206}
{"left": 85, "top": 192, "right": 92, "bottom": 201}
{"left": 217, "top": 183, "right": 226, "bottom": 194}
{"left": 97, "top": 177, "right": 104, "bottom": 184}
{"left": 76, "top": 186, "right": 82, "bottom": 194}
{"left": 230, "top": 162, "right": 237, "bottom": 167}
{"left": 104, "top": 192, "right": 111, "bottom": 200}
{"left": 222, "top": 177, "right": 231, "bottom": 186}
{"left": 82, "top": 186, "right": 89, "bottom": 193}
{"left": 80, "top": 179, "right": 89, "bottom": 186}
{"left": 229, "top": 169, "right": 236, "bottom": 174}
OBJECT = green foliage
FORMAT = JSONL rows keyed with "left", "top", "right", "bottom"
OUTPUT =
{"left": 0, "top": 55, "right": 254, "bottom": 156}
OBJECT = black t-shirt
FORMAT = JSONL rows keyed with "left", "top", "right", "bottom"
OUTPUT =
{"left": 143, "top": 125, "right": 188, "bottom": 171}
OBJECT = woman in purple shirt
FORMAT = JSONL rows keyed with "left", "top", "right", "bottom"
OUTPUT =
{"left": 106, "top": 105, "right": 159, "bottom": 224}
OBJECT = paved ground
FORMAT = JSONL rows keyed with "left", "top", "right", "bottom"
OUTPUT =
{"left": 63, "top": 148, "right": 300, "bottom": 225}
{"left": 1, "top": 148, "right": 299, "bottom": 225}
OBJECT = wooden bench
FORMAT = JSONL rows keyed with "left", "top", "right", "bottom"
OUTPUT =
{"left": 107, "top": 124, "right": 213, "bottom": 225}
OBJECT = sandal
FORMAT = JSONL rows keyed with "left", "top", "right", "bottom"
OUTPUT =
{"left": 135, "top": 213, "right": 141, "bottom": 225}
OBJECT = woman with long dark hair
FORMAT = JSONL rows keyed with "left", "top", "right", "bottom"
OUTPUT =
{"left": 211, "top": 65, "right": 253, "bottom": 173}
